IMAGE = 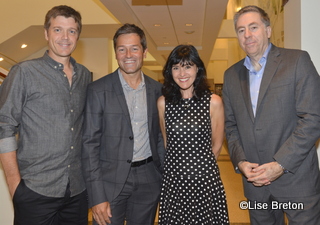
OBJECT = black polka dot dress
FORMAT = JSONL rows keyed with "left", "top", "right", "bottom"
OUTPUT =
{"left": 159, "top": 93, "right": 229, "bottom": 225}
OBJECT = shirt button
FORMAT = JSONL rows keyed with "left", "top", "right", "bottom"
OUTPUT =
{"left": 71, "top": 146, "right": 74, "bottom": 149}
{"left": 71, "top": 109, "right": 74, "bottom": 113}
{"left": 71, "top": 127, "right": 74, "bottom": 131}
{"left": 68, "top": 165, "right": 70, "bottom": 168}
{"left": 64, "top": 74, "right": 67, "bottom": 77}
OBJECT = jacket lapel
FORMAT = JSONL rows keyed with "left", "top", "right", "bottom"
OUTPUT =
{"left": 239, "top": 64, "right": 255, "bottom": 122}
{"left": 112, "top": 72, "right": 132, "bottom": 126}
{"left": 256, "top": 45, "right": 281, "bottom": 114}
{"left": 144, "top": 75, "right": 154, "bottom": 131}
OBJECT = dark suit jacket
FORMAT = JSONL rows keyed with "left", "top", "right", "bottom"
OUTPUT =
{"left": 223, "top": 44, "right": 320, "bottom": 200}
{"left": 82, "top": 70, "right": 165, "bottom": 208}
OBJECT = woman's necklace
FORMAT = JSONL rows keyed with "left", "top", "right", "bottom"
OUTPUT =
{"left": 181, "top": 98, "right": 192, "bottom": 108}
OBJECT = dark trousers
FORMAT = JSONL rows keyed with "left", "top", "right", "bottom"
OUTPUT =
{"left": 248, "top": 189, "right": 320, "bottom": 225}
{"left": 13, "top": 179, "right": 88, "bottom": 225}
{"left": 93, "top": 161, "right": 161, "bottom": 225}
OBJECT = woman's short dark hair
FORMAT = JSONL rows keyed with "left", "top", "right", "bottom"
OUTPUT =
{"left": 162, "top": 45, "right": 210, "bottom": 104}
{"left": 44, "top": 5, "right": 82, "bottom": 35}
{"left": 113, "top": 23, "right": 147, "bottom": 51}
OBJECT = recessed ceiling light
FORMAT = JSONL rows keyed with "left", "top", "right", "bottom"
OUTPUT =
{"left": 0, "top": 57, "right": 3, "bottom": 61}
{"left": 186, "top": 23, "right": 193, "bottom": 27}
{"left": 154, "top": 24, "right": 161, "bottom": 27}
{"left": 184, "top": 31, "right": 195, "bottom": 34}
{"left": 164, "top": 42, "right": 169, "bottom": 45}
{"left": 21, "top": 44, "right": 27, "bottom": 48}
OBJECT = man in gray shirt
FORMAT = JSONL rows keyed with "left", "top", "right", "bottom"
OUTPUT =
{"left": 82, "top": 23, "right": 165, "bottom": 225}
{"left": 0, "top": 5, "right": 91, "bottom": 225}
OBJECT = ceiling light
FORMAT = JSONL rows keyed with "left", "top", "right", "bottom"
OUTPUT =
{"left": 186, "top": 23, "right": 193, "bottom": 27}
{"left": 184, "top": 31, "right": 195, "bottom": 34}
{"left": 164, "top": 42, "right": 169, "bottom": 45}
{"left": 21, "top": 44, "right": 27, "bottom": 48}
{"left": 0, "top": 58, "right": 3, "bottom": 61}
{"left": 154, "top": 24, "right": 161, "bottom": 27}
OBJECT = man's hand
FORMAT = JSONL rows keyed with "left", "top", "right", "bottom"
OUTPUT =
{"left": 238, "top": 161, "right": 261, "bottom": 179}
{"left": 0, "top": 151, "right": 21, "bottom": 198}
{"left": 248, "top": 161, "right": 284, "bottom": 186}
{"left": 92, "top": 202, "right": 112, "bottom": 225}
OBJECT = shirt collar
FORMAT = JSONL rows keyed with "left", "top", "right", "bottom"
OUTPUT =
{"left": 43, "top": 50, "right": 77, "bottom": 72}
{"left": 244, "top": 43, "right": 272, "bottom": 72}
{"left": 118, "top": 69, "right": 145, "bottom": 90}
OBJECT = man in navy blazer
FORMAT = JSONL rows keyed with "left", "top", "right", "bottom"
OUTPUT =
{"left": 223, "top": 5, "right": 320, "bottom": 225}
{"left": 82, "top": 24, "right": 165, "bottom": 225}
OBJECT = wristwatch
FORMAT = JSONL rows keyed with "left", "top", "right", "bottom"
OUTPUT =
{"left": 278, "top": 162, "right": 289, "bottom": 174}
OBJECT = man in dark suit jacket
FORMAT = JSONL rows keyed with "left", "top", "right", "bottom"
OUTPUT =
{"left": 82, "top": 24, "right": 165, "bottom": 225}
{"left": 223, "top": 5, "right": 320, "bottom": 225}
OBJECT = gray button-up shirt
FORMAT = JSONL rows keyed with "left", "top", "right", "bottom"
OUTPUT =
{"left": 0, "top": 51, "right": 91, "bottom": 197}
{"left": 118, "top": 70, "right": 152, "bottom": 162}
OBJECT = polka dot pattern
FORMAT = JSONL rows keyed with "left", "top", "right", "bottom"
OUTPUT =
{"left": 159, "top": 93, "right": 229, "bottom": 224}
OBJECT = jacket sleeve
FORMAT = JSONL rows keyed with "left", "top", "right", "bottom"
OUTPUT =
{"left": 223, "top": 70, "right": 247, "bottom": 172}
{"left": 82, "top": 85, "right": 107, "bottom": 208}
{"left": 273, "top": 51, "right": 320, "bottom": 173}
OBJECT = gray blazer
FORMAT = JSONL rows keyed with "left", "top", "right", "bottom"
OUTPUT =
{"left": 223, "top": 44, "right": 320, "bottom": 200}
{"left": 82, "top": 70, "right": 165, "bottom": 208}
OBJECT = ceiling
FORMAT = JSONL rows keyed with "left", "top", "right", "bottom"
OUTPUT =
{"left": 100, "top": 0, "right": 229, "bottom": 69}
{"left": 0, "top": 0, "right": 230, "bottom": 74}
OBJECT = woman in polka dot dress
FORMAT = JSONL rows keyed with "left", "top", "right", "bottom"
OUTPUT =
{"left": 157, "top": 45, "right": 229, "bottom": 224}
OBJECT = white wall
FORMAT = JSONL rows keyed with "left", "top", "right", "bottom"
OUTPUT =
{"left": 300, "top": 0, "right": 320, "bottom": 164}
{"left": 73, "top": 38, "right": 110, "bottom": 81}
{"left": 284, "top": 0, "right": 320, "bottom": 165}
{"left": 284, "top": 0, "right": 320, "bottom": 70}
